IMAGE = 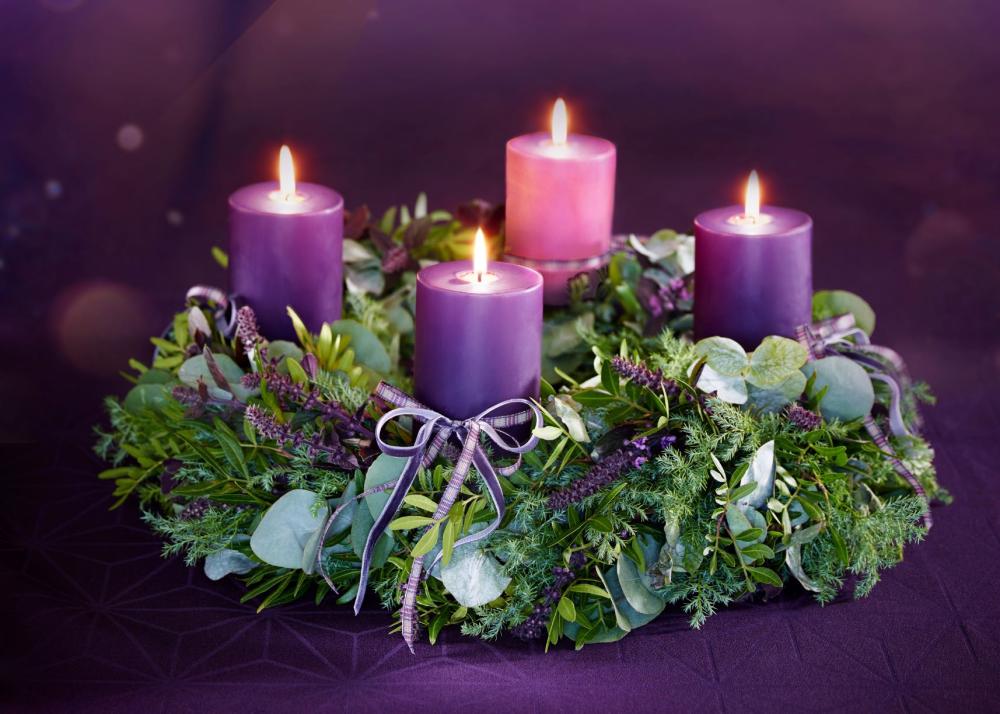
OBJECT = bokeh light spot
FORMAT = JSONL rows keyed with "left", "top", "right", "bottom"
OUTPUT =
{"left": 50, "top": 281, "right": 154, "bottom": 376}
{"left": 116, "top": 124, "right": 144, "bottom": 152}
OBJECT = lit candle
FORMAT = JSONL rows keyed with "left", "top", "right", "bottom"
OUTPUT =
{"left": 505, "top": 98, "right": 616, "bottom": 305}
{"left": 694, "top": 171, "right": 813, "bottom": 348}
{"left": 415, "top": 229, "right": 543, "bottom": 418}
{"left": 229, "top": 145, "right": 344, "bottom": 339}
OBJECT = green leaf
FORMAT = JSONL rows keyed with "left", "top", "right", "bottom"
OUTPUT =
{"left": 694, "top": 337, "right": 749, "bottom": 376}
{"left": 388, "top": 515, "right": 434, "bottom": 531}
{"left": 441, "top": 519, "right": 456, "bottom": 565}
{"left": 558, "top": 595, "right": 577, "bottom": 622}
{"left": 747, "top": 336, "right": 808, "bottom": 387}
{"left": 364, "top": 454, "right": 407, "bottom": 519}
{"left": 532, "top": 425, "right": 563, "bottom": 441}
{"left": 802, "top": 356, "right": 875, "bottom": 422}
{"left": 350, "top": 499, "right": 394, "bottom": 569}
{"left": 329, "top": 319, "right": 391, "bottom": 374}
{"left": 812, "top": 290, "right": 876, "bottom": 335}
{"left": 568, "top": 583, "right": 611, "bottom": 599}
{"left": 746, "top": 565, "right": 783, "bottom": 587}
{"left": 411, "top": 522, "right": 441, "bottom": 557}
{"left": 250, "top": 489, "right": 328, "bottom": 569}
{"left": 211, "top": 245, "right": 229, "bottom": 269}
{"left": 403, "top": 494, "right": 439, "bottom": 513}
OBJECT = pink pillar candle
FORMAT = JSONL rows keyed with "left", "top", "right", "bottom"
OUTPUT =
{"left": 505, "top": 100, "right": 616, "bottom": 305}
{"left": 694, "top": 172, "right": 812, "bottom": 348}
{"left": 229, "top": 147, "right": 344, "bottom": 340}
{"left": 414, "top": 248, "right": 543, "bottom": 419}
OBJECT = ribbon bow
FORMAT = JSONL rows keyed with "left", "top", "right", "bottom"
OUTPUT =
{"left": 354, "top": 382, "right": 543, "bottom": 652}
{"left": 795, "top": 314, "right": 932, "bottom": 528}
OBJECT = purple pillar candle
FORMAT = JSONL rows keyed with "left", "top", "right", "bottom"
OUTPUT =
{"left": 415, "top": 230, "right": 543, "bottom": 419}
{"left": 505, "top": 99, "right": 616, "bottom": 305}
{"left": 229, "top": 146, "right": 344, "bottom": 339}
{"left": 694, "top": 171, "right": 812, "bottom": 348}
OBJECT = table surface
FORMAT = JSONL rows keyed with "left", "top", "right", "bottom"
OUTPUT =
{"left": 2, "top": 1, "right": 1000, "bottom": 712}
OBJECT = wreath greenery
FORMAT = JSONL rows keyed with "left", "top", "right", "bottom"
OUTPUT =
{"left": 95, "top": 195, "right": 948, "bottom": 650}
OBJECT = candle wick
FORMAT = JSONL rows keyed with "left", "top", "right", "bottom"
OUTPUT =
{"left": 477, "top": 271, "right": 483, "bottom": 283}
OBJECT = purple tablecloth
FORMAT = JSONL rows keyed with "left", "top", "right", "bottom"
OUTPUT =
{"left": 2, "top": 1, "right": 999, "bottom": 711}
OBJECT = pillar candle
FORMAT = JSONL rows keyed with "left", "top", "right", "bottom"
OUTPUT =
{"left": 505, "top": 99, "right": 616, "bottom": 305}
{"left": 229, "top": 146, "right": 344, "bottom": 339}
{"left": 415, "top": 230, "right": 543, "bottom": 419}
{"left": 694, "top": 171, "right": 812, "bottom": 348}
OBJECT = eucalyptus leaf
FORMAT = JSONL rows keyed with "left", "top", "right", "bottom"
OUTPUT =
{"left": 250, "top": 489, "right": 329, "bottom": 569}
{"left": 812, "top": 290, "right": 876, "bottom": 336}
{"left": 123, "top": 383, "right": 175, "bottom": 414}
{"left": 267, "top": 340, "right": 304, "bottom": 366}
{"left": 440, "top": 544, "right": 510, "bottom": 608}
{"left": 342, "top": 238, "right": 376, "bottom": 263}
{"left": 694, "top": 336, "right": 748, "bottom": 376}
{"left": 696, "top": 365, "right": 748, "bottom": 404}
{"left": 785, "top": 543, "right": 821, "bottom": 592}
{"left": 737, "top": 440, "right": 776, "bottom": 511}
{"left": 364, "top": 454, "right": 407, "bottom": 519}
{"left": 802, "top": 356, "right": 875, "bottom": 422}
{"left": 330, "top": 319, "right": 391, "bottom": 374}
{"left": 616, "top": 550, "right": 666, "bottom": 616}
{"left": 204, "top": 548, "right": 256, "bottom": 580}
{"left": 747, "top": 336, "right": 808, "bottom": 387}
{"left": 746, "top": 371, "right": 807, "bottom": 414}
{"left": 598, "top": 566, "right": 659, "bottom": 632}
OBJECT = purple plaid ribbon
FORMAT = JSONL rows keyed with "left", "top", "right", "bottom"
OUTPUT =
{"left": 795, "top": 315, "right": 932, "bottom": 528}
{"left": 354, "top": 381, "right": 543, "bottom": 652}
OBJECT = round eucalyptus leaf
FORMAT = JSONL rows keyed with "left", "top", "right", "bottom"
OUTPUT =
{"left": 330, "top": 319, "right": 391, "bottom": 374}
{"left": 812, "top": 290, "right": 876, "bottom": 336}
{"left": 694, "top": 336, "right": 749, "bottom": 376}
{"left": 250, "top": 489, "right": 329, "bottom": 570}
{"left": 267, "top": 340, "right": 304, "bottom": 366}
{"left": 616, "top": 552, "right": 666, "bottom": 616}
{"left": 137, "top": 369, "right": 174, "bottom": 385}
{"left": 204, "top": 548, "right": 256, "bottom": 581}
{"left": 123, "top": 383, "right": 174, "bottom": 414}
{"left": 747, "top": 336, "right": 808, "bottom": 387}
{"left": 440, "top": 546, "right": 510, "bottom": 608}
{"left": 802, "top": 356, "right": 875, "bottom": 422}
{"left": 350, "top": 493, "right": 395, "bottom": 570}
{"left": 746, "top": 371, "right": 807, "bottom": 414}
{"left": 599, "top": 566, "right": 660, "bottom": 632}
{"left": 696, "top": 365, "right": 748, "bottom": 404}
{"left": 364, "top": 453, "right": 408, "bottom": 519}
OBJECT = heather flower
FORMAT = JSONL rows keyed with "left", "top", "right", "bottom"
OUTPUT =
{"left": 610, "top": 356, "right": 679, "bottom": 396}
{"left": 787, "top": 404, "right": 823, "bottom": 431}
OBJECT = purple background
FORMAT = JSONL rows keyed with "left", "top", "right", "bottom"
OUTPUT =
{"left": 2, "top": 1, "right": 999, "bottom": 711}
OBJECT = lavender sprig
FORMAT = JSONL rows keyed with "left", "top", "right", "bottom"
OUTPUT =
{"left": 547, "top": 450, "right": 634, "bottom": 510}
{"left": 611, "top": 356, "right": 679, "bottom": 396}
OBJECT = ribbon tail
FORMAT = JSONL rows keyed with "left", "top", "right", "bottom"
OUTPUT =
{"left": 427, "top": 445, "right": 507, "bottom": 575}
{"left": 868, "top": 372, "right": 912, "bottom": 438}
{"left": 354, "top": 453, "right": 422, "bottom": 615}
{"left": 863, "top": 416, "right": 932, "bottom": 529}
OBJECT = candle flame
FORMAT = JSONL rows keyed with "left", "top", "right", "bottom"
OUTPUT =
{"left": 551, "top": 98, "right": 568, "bottom": 145}
{"left": 278, "top": 145, "right": 296, "bottom": 200}
{"left": 473, "top": 227, "right": 488, "bottom": 280}
{"left": 744, "top": 170, "right": 761, "bottom": 221}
